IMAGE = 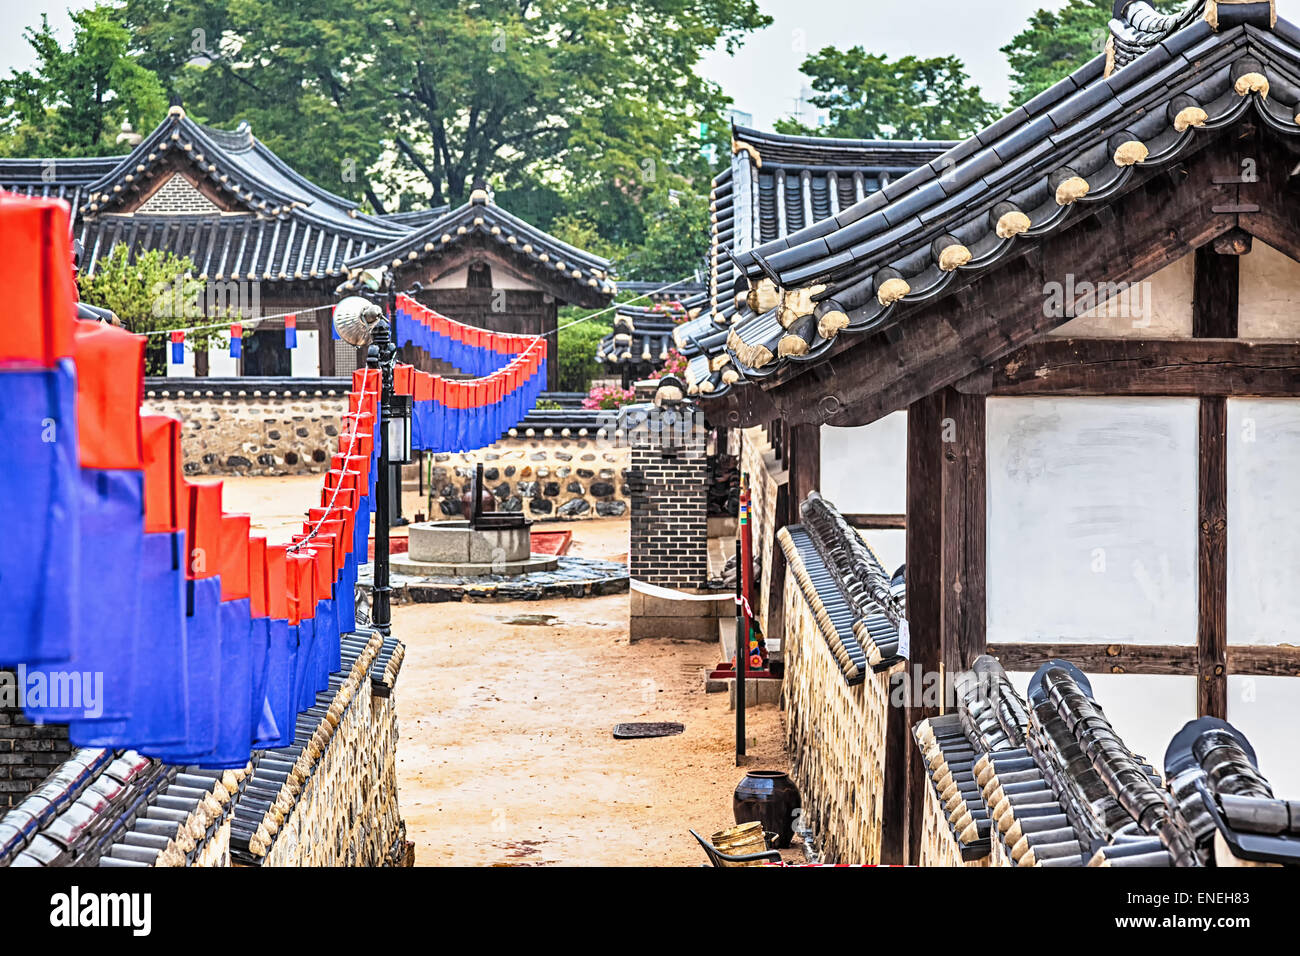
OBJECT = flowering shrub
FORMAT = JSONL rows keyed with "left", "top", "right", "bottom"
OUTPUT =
{"left": 652, "top": 348, "right": 688, "bottom": 380}
{"left": 583, "top": 384, "right": 637, "bottom": 410}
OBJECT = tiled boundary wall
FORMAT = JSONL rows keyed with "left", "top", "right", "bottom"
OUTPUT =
{"left": 142, "top": 385, "right": 348, "bottom": 477}
{"left": 426, "top": 438, "right": 630, "bottom": 522}
{"left": 739, "top": 426, "right": 784, "bottom": 638}
{"left": 779, "top": 532, "right": 893, "bottom": 865}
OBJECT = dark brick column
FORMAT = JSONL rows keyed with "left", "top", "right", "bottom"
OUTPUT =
{"left": 0, "top": 669, "right": 73, "bottom": 809}
{"left": 622, "top": 380, "right": 709, "bottom": 589}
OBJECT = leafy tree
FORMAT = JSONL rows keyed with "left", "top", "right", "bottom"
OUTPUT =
{"left": 1000, "top": 0, "right": 1116, "bottom": 105}
{"left": 79, "top": 246, "right": 228, "bottom": 375}
{"left": 554, "top": 310, "right": 613, "bottom": 394}
{"left": 774, "top": 49, "right": 999, "bottom": 140}
{"left": 0, "top": 4, "right": 167, "bottom": 156}
{"left": 122, "top": 0, "right": 769, "bottom": 216}
{"left": 617, "top": 188, "right": 710, "bottom": 282}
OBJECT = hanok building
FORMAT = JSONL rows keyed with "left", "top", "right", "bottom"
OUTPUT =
{"left": 594, "top": 283, "right": 708, "bottom": 385}
{"left": 0, "top": 106, "right": 614, "bottom": 388}
{"left": 685, "top": 0, "right": 1300, "bottom": 863}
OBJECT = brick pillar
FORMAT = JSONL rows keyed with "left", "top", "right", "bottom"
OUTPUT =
{"left": 622, "top": 381, "right": 721, "bottom": 642}
{"left": 0, "top": 669, "right": 74, "bottom": 809}
{"left": 628, "top": 443, "right": 708, "bottom": 588}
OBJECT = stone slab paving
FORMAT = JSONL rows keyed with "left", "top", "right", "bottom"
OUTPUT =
{"left": 358, "top": 555, "right": 628, "bottom": 604}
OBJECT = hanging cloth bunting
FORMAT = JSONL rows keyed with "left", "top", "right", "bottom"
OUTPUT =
{"left": 208, "top": 513, "right": 254, "bottom": 768}
{"left": 170, "top": 329, "right": 185, "bottom": 364}
{"left": 0, "top": 198, "right": 80, "bottom": 667}
{"left": 284, "top": 313, "right": 297, "bottom": 349}
{"left": 26, "top": 322, "right": 146, "bottom": 728}
{"left": 230, "top": 323, "right": 243, "bottom": 359}
{"left": 141, "top": 480, "right": 225, "bottom": 764}
{"left": 72, "top": 415, "right": 189, "bottom": 749}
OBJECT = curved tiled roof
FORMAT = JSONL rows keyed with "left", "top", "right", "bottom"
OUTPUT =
{"left": 682, "top": 124, "right": 952, "bottom": 396}
{"left": 2, "top": 110, "right": 612, "bottom": 294}
{"left": 595, "top": 290, "right": 707, "bottom": 374}
{"left": 345, "top": 187, "right": 616, "bottom": 307}
{"left": 691, "top": 0, "right": 1296, "bottom": 398}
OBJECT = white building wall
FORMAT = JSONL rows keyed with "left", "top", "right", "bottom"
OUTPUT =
{"left": 986, "top": 396, "right": 1199, "bottom": 646}
{"left": 290, "top": 329, "right": 319, "bottom": 377}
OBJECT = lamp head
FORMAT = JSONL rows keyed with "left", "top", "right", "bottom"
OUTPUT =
{"left": 333, "top": 295, "right": 383, "bottom": 346}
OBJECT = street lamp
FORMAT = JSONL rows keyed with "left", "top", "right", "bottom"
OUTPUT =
{"left": 333, "top": 276, "right": 399, "bottom": 635}
{"left": 388, "top": 393, "right": 413, "bottom": 464}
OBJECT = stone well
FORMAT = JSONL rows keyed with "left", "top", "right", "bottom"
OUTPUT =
{"left": 390, "top": 520, "right": 558, "bottom": 577}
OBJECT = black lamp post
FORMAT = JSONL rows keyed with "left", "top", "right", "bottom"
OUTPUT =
{"left": 334, "top": 270, "right": 411, "bottom": 637}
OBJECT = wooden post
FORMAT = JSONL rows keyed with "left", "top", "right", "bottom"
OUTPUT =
{"left": 1198, "top": 396, "right": 1228, "bottom": 718}
{"left": 1191, "top": 237, "right": 1236, "bottom": 718}
{"left": 884, "top": 392, "right": 944, "bottom": 865}
{"left": 940, "top": 389, "right": 986, "bottom": 683}
{"left": 786, "top": 423, "right": 820, "bottom": 510}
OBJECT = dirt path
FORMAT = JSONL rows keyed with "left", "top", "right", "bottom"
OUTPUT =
{"left": 223, "top": 476, "right": 789, "bottom": 866}
{"left": 391, "top": 520, "right": 788, "bottom": 867}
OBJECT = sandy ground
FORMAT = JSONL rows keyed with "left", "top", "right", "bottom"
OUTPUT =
{"left": 225, "top": 474, "right": 790, "bottom": 866}
{"left": 393, "top": 518, "right": 789, "bottom": 867}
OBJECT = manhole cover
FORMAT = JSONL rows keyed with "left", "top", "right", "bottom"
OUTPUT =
{"left": 613, "top": 722, "right": 685, "bottom": 739}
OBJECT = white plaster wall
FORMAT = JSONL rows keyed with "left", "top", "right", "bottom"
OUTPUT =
{"left": 207, "top": 344, "right": 239, "bottom": 377}
{"left": 859, "top": 528, "right": 905, "bottom": 579}
{"left": 428, "top": 263, "right": 537, "bottom": 291}
{"left": 1226, "top": 398, "right": 1300, "bottom": 645}
{"left": 1046, "top": 252, "right": 1193, "bottom": 338}
{"left": 290, "top": 329, "right": 319, "bottom": 377}
{"left": 820, "top": 411, "right": 907, "bottom": 515}
{"left": 1009, "top": 671, "right": 1196, "bottom": 779}
{"left": 1238, "top": 240, "right": 1300, "bottom": 338}
{"left": 1226, "top": 675, "right": 1300, "bottom": 797}
{"left": 986, "top": 396, "right": 1199, "bottom": 645}
{"left": 166, "top": 340, "right": 195, "bottom": 377}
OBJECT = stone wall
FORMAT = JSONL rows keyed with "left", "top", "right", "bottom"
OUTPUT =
{"left": 142, "top": 384, "right": 348, "bottom": 477}
{"left": 422, "top": 437, "right": 630, "bottom": 522}
{"left": 0, "top": 670, "right": 74, "bottom": 809}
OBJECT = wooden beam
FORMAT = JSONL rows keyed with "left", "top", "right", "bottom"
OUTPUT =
{"left": 1228, "top": 645, "right": 1300, "bottom": 677}
{"left": 843, "top": 513, "right": 906, "bottom": 529}
{"left": 1198, "top": 396, "right": 1228, "bottom": 718}
{"left": 983, "top": 642, "right": 1300, "bottom": 678}
{"left": 959, "top": 338, "right": 1300, "bottom": 397}
{"left": 985, "top": 642, "right": 1198, "bottom": 674}
{"left": 1192, "top": 246, "right": 1239, "bottom": 338}
{"left": 940, "top": 389, "right": 986, "bottom": 680}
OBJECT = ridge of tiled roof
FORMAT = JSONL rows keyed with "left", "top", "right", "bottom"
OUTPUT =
{"left": 4, "top": 107, "right": 414, "bottom": 281}
{"left": 693, "top": 2, "right": 1296, "bottom": 397}
{"left": 346, "top": 188, "right": 616, "bottom": 307}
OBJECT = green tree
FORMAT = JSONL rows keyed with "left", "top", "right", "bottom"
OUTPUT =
{"left": 79, "top": 246, "right": 228, "bottom": 375}
{"left": 123, "top": 0, "right": 769, "bottom": 217}
{"left": 774, "top": 49, "right": 999, "bottom": 140}
{"left": 1000, "top": 0, "right": 1115, "bottom": 105}
{"left": 0, "top": 4, "right": 166, "bottom": 157}
{"left": 555, "top": 310, "right": 613, "bottom": 393}
{"left": 617, "top": 188, "right": 709, "bottom": 282}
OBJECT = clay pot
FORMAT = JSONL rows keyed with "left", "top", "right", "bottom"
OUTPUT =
{"left": 460, "top": 486, "right": 496, "bottom": 519}
{"left": 733, "top": 770, "right": 801, "bottom": 848}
